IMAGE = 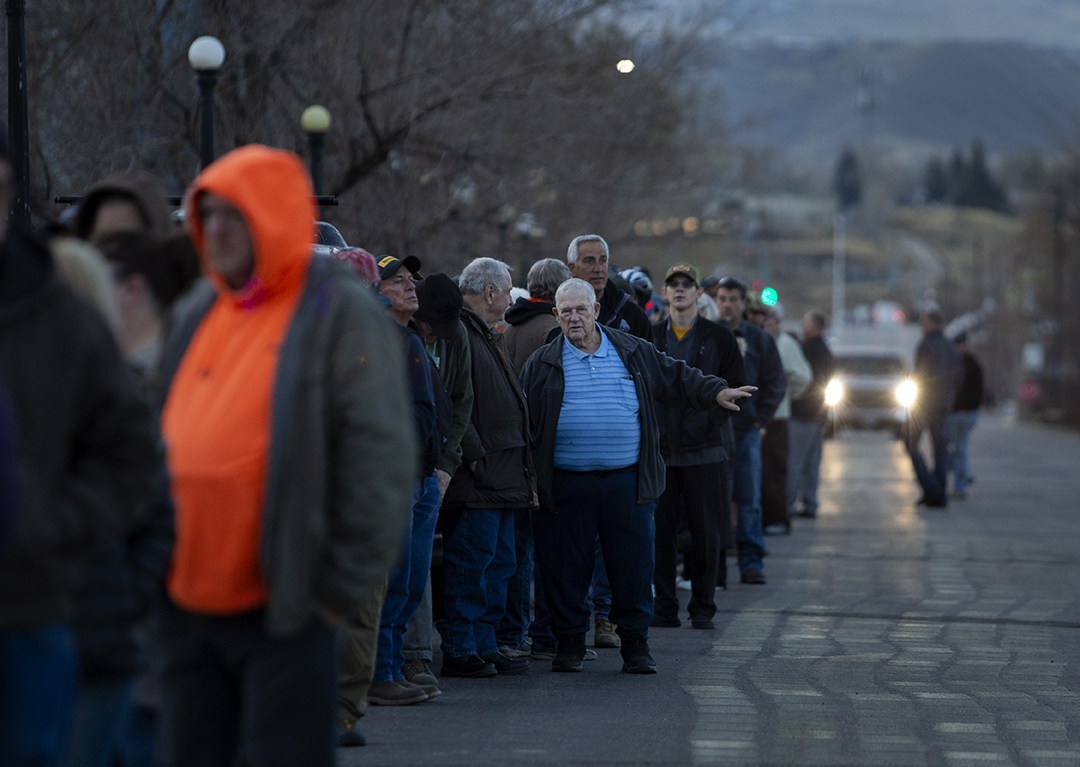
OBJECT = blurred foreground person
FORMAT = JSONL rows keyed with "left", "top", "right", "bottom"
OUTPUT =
{"left": 0, "top": 133, "right": 159, "bottom": 767}
{"left": 651, "top": 264, "right": 745, "bottom": 629}
{"left": 521, "top": 279, "right": 754, "bottom": 674}
{"left": 157, "top": 146, "right": 414, "bottom": 767}
{"left": 947, "top": 332, "right": 983, "bottom": 500}
{"left": 906, "top": 310, "right": 961, "bottom": 508}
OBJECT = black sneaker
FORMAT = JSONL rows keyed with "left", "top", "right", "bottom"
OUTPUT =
{"left": 620, "top": 638, "right": 657, "bottom": 674}
{"left": 440, "top": 654, "right": 497, "bottom": 678}
{"left": 740, "top": 568, "right": 766, "bottom": 585}
{"left": 480, "top": 651, "right": 529, "bottom": 676}
{"left": 650, "top": 615, "right": 681, "bottom": 628}
{"left": 690, "top": 618, "right": 715, "bottom": 630}
{"left": 552, "top": 639, "right": 586, "bottom": 672}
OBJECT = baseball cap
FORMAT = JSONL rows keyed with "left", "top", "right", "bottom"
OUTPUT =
{"left": 664, "top": 262, "right": 700, "bottom": 285}
{"left": 377, "top": 254, "right": 422, "bottom": 281}
{"left": 414, "top": 273, "right": 464, "bottom": 341}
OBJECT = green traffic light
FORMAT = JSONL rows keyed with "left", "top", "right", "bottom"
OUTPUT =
{"left": 761, "top": 287, "right": 778, "bottom": 305}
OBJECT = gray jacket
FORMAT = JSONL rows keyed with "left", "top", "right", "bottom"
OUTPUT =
{"left": 161, "top": 256, "right": 416, "bottom": 636}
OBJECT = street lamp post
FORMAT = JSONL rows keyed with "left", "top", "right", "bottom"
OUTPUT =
{"left": 7, "top": 0, "right": 31, "bottom": 227}
{"left": 301, "top": 105, "right": 330, "bottom": 196}
{"left": 187, "top": 36, "right": 226, "bottom": 170}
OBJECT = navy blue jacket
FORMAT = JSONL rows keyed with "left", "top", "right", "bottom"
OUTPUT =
{"left": 727, "top": 320, "right": 786, "bottom": 434}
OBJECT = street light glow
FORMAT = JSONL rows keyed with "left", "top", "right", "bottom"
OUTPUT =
{"left": 188, "top": 36, "right": 226, "bottom": 71}
{"left": 617, "top": 59, "right": 635, "bottom": 73}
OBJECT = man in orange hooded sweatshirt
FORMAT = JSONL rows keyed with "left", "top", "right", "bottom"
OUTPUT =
{"left": 157, "top": 145, "right": 415, "bottom": 767}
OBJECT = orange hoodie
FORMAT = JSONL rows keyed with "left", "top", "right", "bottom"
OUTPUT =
{"left": 162, "top": 145, "right": 316, "bottom": 614}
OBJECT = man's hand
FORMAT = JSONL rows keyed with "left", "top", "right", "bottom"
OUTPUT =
{"left": 436, "top": 469, "right": 453, "bottom": 500}
{"left": 717, "top": 385, "right": 757, "bottom": 411}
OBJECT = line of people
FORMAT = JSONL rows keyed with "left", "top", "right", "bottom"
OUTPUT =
{"left": 0, "top": 140, "right": 845, "bottom": 767}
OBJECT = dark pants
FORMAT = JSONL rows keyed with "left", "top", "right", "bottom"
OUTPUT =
{"left": 906, "top": 411, "right": 950, "bottom": 504}
{"left": 654, "top": 463, "right": 724, "bottom": 623}
{"left": 0, "top": 624, "right": 76, "bottom": 767}
{"left": 158, "top": 606, "right": 337, "bottom": 767}
{"left": 534, "top": 468, "right": 655, "bottom": 643}
{"left": 761, "top": 420, "right": 789, "bottom": 528}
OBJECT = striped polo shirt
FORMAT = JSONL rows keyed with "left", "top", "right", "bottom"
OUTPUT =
{"left": 554, "top": 328, "right": 641, "bottom": 471}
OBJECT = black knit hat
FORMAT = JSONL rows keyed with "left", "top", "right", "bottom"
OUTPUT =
{"left": 414, "top": 273, "right": 464, "bottom": 341}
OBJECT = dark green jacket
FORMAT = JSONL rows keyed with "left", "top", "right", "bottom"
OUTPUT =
{"left": 161, "top": 255, "right": 415, "bottom": 636}
{"left": 0, "top": 230, "right": 158, "bottom": 630}
{"left": 520, "top": 327, "right": 728, "bottom": 513}
{"left": 443, "top": 307, "right": 535, "bottom": 510}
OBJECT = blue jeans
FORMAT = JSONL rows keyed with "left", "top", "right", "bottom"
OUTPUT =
{"left": 375, "top": 472, "right": 440, "bottom": 682}
{"left": 437, "top": 508, "right": 516, "bottom": 659}
{"left": 497, "top": 509, "right": 534, "bottom": 649}
{"left": 947, "top": 411, "right": 978, "bottom": 494}
{"left": 906, "top": 411, "right": 950, "bottom": 502}
{"left": 0, "top": 624, "right": 77, "bottom": 767}
{"left": 533, "top": 468, "right": 655, "bottom": 642}
{"left": 62, "top": 676, "right": 135, "bottom": 767}
{"left": 788, "top": 418, "right": 826, "bottom": 516}
{"left": 733, "top": 428, "right": 765, "bottom": 572}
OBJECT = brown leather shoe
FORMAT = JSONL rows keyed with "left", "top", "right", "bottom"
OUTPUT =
{"left": 367, "top": 679, "right": 428, "bottom": 706}
{"left": 395, "top": 678, "right": 440, "bottom": 701}
{"left": 593, "top": 618, "right": 621, "bottom": 648}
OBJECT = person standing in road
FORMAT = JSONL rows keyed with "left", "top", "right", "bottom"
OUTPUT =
{"left": 757, "top": 302, "right": 811, "bottom": 534}
{"left": 713, "top": 278, "right": 786, "bottom": 586}
{"left": 651, "top": 264, "right": 746, "bottom": 630}
{"left": 789, "top": 310, "right": 836, "bottom": 520}
{"left": 437, "top": 258, "right": 536, "bottom": 679}
{"left": 522, "top": 279, "right": 754, "bottom": 674}
{"left": 947, "top": 332, "right": 983, "bottom": 500}
{"left": 157, "top": 145, "right": 415, "bottom": 767}
{"left": 565, "top": 235, "right": 650, "bottom": 648}
{"left": 498, "top": 258, "right": 571, "bottom": 662}
{"left": 906, "top": 309, "right": 962, "bottom": 508}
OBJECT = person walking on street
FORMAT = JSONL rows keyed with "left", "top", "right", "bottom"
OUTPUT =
{"left": 906, "top": 309, "right": 962, "bottom": 508}
{"left": 947, "top": 332, "right": 983, "bottom": 500}
{"left": 651, "top": 264, "right": 746, "bottom": 630}
{"left": 521, "top": 279, "right": 754, "bottom": 674}
{"left": 789, "top": 310, "right": 836, "bottom": 520}
{"left": 157, "top": 145, "right": 415, "bottom": 767}
{"left": 713, "top": 278, "right": 786, "bottom": 585}
{"left": 437, "top": 258, "right": 536, "bottom": 679}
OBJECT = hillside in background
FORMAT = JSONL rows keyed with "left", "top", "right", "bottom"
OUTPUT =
{"left": 701, "top": 40, "right": 1080, "bottom": 169}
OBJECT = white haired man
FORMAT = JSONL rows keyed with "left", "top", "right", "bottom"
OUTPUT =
{"left": 521, "top": 279, "right": 754, "bottom": 674}
{"left": 436, "top": 258, "right": 537, "bottom": 678}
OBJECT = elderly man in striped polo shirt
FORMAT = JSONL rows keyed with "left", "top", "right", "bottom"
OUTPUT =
{"left": 521, "top": 279, "right": 755, "bottom": 674}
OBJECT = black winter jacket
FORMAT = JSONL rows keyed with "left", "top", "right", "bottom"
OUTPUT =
{"left": 443, "top": 307, "right": 536, "bottom": 509}
{"left": 728, "top": 320, "right": 787, "bottom": 434}
{"left": 599, "top": 280, "right": 652, "bottom": 340}
{"left": 0, "top": 229, "right": 159, "bottom": 631}
{"left": 913, "top": 330, "right": 962, "bottom": 416}
{"left": 521, "top": 327, "right": 728, "bottom": 513}
{"left": 652, "top": 317, "right": 746, "bottom": 459}
{"left": 791, "top": 336, "right": 835, "bottom": 419}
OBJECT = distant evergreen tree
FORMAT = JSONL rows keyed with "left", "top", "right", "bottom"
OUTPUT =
{"left": 924, "top": 156, "right": 949, "bottom": 202}
{"left": 948, "top": 148, "right": 967, "bottom": 202}
{"left": 955, "top": 140, "right": 1009, "bottom": 212}
{"left": 834, "top": 148, "right": 861, "bottom": 210}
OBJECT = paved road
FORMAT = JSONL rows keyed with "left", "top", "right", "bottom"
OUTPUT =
{"left": 345, "top": 413, "right": 1080, "bottom": 767}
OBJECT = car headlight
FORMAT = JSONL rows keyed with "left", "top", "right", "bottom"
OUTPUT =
{"left": 824, "top": 379, "right": 844, "bottom": 407}
{"left": 895, "top": 380, "right": 917, "bottom": 408}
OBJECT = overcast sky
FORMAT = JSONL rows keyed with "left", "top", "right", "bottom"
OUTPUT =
{"left": 658, "top": 0, "right": 1080, "bottom": 48}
